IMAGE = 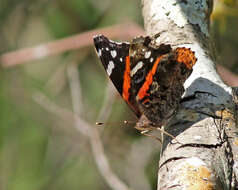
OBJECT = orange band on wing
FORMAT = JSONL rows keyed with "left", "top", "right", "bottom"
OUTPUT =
{"left": 122, "top": 56, "right": 131, "bottom": 102}
{"left": 137, "top": 56, "right": 163, "bottom": 100}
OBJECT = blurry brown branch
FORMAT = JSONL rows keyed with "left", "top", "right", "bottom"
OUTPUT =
{"left": 0, "top": 21, "right": 238, "bottom": 87}
{"left": 0, "top": 22, "right": 144, "bottom": 67}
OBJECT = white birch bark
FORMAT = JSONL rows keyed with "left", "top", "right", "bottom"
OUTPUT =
{"left": 142, "top": 0, "right": 238, "bottom": 189}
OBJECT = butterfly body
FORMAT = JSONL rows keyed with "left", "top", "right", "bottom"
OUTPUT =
{"left": 93, "top": 35, "right": 197, "bottom": 129}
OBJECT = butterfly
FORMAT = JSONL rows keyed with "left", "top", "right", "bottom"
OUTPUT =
{"left": 93, "top": 34, "right": 197, "bottom": 131}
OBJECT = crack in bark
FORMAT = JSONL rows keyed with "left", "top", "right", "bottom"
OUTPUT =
{"left": 167, "top": 184, "right": 182, "bottom": 189}
{"left": 221, "top": 125, "right": 234, "bottom": 188}
{"left": 159, "top": 156, "right": 188, "bottom": 169}
{"left": 213, "top": 109, "right": 236, "bottom": 188}
{"left": 177, "top": 141, "right": 225, "bottom": 149}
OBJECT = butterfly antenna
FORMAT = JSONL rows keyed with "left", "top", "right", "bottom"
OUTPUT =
{"left": 95, "top": 120, "right": 137, "bottom": 127}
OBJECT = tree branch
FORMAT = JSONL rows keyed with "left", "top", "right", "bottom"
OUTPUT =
{"left": 0, "top": 22, "right": 143, "bottom": 67}
{"left": 1, "top": 20, "right": 237, "bottom": 88}
{"left": 142, "top": 0, "right": 238, "bottom": 189}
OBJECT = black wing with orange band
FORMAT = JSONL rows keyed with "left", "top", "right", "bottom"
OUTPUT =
{"left": 94, "top": 34, "right": 197, "bottom": 126}
{"left": 93, "top": 35, "right": 141, "bottom": 116}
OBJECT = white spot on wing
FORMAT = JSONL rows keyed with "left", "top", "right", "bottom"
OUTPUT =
{"left": 150, "top": 57, "right": 154, "bottom": 63}
{"left": 98, "top": 49, "right": 102, "bottom": 56}
{"left": 145, "top": 51, "right": 151, "bottom": 59}
{"left": 120, "top": 58, "right": 123, "bottom": 62}
{"left": 106, "top": 47, "right": 109, "bottom": 51}
{"left": 107, "top": 61, "right": 114, "bottom": 76}
{"left": 110, "top": 50, "right": 117, "bottom": 58}
{"left": 130, "top": 61, "right": 143, "bottom": 77}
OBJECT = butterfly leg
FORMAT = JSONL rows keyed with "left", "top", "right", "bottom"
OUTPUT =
{"left": 155, "top": 127, "right": 182, "bottom": 144}
{"left": 140, "top": 130, "right": 162, "bottom": 144}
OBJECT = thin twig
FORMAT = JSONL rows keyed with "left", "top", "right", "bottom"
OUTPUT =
{"left": 45, "top": 62, "right": 68, "bottom": 95}
{"left": 66, "top": 63, "right": 131, "bottom": 190}
{"left": 33, "top": 92, "right": 90, "bottom": 136}
{"left": 96, "top": 82, "right": 117, "bottom": 122}
{"left": 33, "top": 92, "right": 131, "bottom": 190}
{"left": 67, "top": 62, "right": 84, "bottom": 117}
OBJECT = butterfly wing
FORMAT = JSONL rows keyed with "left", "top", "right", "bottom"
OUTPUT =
{"left": 93, "top": 35, "right": 141, "bottom": 116}
{"left": 94, "top": 34, "right": 197, "bottom": 128}
{"left": 134, "top": 47, "right": 197, "bottom": 126}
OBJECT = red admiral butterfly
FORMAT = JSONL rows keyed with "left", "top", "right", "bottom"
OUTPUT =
{"left": 93, "top": 35, "right": 197, "bottom": 131}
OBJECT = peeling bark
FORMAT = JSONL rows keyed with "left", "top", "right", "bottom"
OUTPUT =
{"left": 142, "top": 0, "right": 238, "bottom": 189}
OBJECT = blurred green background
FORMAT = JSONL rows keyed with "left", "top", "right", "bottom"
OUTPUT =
{"left": 0, "top": 0, "right": 237, "bottom": 190}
